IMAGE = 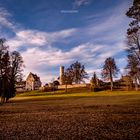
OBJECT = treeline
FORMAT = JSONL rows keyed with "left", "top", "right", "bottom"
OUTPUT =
{"left": 0, "top": 38, "right": 23, "bottom": 104}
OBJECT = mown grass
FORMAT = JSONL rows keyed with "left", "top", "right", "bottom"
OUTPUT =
{"left": 15, "top": 88, "right": 140, "bottom": 103}
{"left": 0, "top": 89, "right": 140, "bottom": 139}
{"left": 13, "top": 90, "right": 140, "bottom": 106}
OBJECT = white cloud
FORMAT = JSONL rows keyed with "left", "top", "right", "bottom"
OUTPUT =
{"left": 7, "top": 28, "right": 77, "bottom": 51}
{"left": 51, "top": 28, "right": 76, "bottom": 39}
{"left": 0, "top": 7, "right": 77, "bottom": 51}
{"left": 81, "top": 1, "right": 130, "bottom": 43}
{"left": 21, "top": 42, "right": 126, "bottom": 83}
{"left": 73, "top": 0, "right": 92, "bottom": 7}
{"left": 17, "top": 30, "right": 47, "bottom": 44}
{"left": 0, "top": 7, "right": 16, "bottom": 30}
{"left": 7, "top": 30, "right": 48, "bottom": 50}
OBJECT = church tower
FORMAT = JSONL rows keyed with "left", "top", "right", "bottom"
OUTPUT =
{"left": 59, "top": 66, "right": 64, "bottom": 85}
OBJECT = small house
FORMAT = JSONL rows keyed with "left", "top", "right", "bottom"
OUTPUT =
{"left": 26, "top": 72, "right": 42, "bottom": 90}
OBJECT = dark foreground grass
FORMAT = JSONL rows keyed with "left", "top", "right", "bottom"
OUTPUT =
{"left": 0, "top": 92, "right": 140, "bottom": 140}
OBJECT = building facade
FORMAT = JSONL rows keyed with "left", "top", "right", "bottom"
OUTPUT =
{"left": 16, "top": 81, "right": 26, "bottom": 92}
{"left": 26, "top": 72, "right": 42, "bottom": 90}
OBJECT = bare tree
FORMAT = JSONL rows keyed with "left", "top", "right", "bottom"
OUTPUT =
{"left": 90, "top": 72, "right": 98, "bottom": 90}
{"left": 126, "top": 21, "right": 140, "bottom": 61}
{"left": 126, "top": 0, "right": 140, "bottom": 90}
{"left": 62, "top": 61, "right": 88, "bottom": 92}
{"left": 7, "top": 51, "right": 24, "bottom": 102}
{"left": 67, "top": 61, "right": 88, "bottom": 84}
{"left": 127, "top": 54, "right": 140, "bottom": 90}
{"left": 101, "top": 57, "right": 119, "bottom": 91}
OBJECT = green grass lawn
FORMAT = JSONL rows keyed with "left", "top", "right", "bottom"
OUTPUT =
{"left": 15, "top": 89, "right": 140, "bottom": 103}
{"left": 0, "top": 90, "right": 140, "bottom": 139}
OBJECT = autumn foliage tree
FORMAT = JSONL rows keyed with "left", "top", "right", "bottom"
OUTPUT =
{"left": 101, "top": 57, "right": 119, "bottom": 91}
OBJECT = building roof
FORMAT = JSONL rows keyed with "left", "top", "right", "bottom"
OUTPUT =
{"left": 27, "top": 72, "right": 41, "bottom": 81}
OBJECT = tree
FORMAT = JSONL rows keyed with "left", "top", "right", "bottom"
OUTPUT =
{"left": 0, "top": 39, "right": 10, "bottom": 103}
{"left": 126, "top": 0, "right": 140, "bottom": 90}
{"left": 0, "top": 38, "right": 24, "bottom": 103}
{"left": 126, "top": 21, "right": 140, "bottom": 61}
{"left": 90, "top": 72, "right": 100, "bottom": 92}
{"left": 126, "top": 0, "right": 140, "bottom": 59}
{"left": 126, "top": 0, "right": 140, "bottom": 60}
{"left": 127, "top": 54, "right": 140, "bottom": 90}
{"left": 90, "top": 72, "right": 98, "bottom": 88}
{"left": 126, "top": 0, "right": 140, "bottom": 21}
{"left": 62, "top": 69, "right": 74, "bottom": 93}
{"left": 62, "top": 61, "right": 88, "bottom": 92}
{"left": 8, "top": 51, "right": 23, "bottom": 101}
{"left": 101, "top": 57, "right": 119, "bottom": 91}
{"left": 66, "top": 61, "right": 88, "bottom": 84}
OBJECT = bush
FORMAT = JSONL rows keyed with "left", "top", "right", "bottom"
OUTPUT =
{"left": 93, "top": 87, "right": 103, "bottom": 92}
{"left": 41, "top": 86, "right": 58, "bottom": 92}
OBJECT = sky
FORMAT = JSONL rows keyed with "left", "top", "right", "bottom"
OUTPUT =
{"left": 0, "top": 0, "right": 132, "bottom": 84}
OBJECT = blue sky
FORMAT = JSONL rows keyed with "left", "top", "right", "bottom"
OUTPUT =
{"left": 0, "top": 0, "right": 132, "bottom": 84}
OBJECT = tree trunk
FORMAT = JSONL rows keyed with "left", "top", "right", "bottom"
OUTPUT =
{"left": 65, "top": 83, "right": 67, "bottom": 93}
{"left": 6, "top": 97, "right": 9, "bottom": 103}
{"left": 134, "top": 77, "right": 138, "bottom": 91}
{"left": 1, "top": 96, "right": 5, "bottom": 104}
{"left": 137, "top": 76, "right": 140, "bottom": 85}
{"left": 110, "top": 71, "right": 113, "bottom": 91}
{"left": 110, "top": 81, "right": 113, "bottom": 91}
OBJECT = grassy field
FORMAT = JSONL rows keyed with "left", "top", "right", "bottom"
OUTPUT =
{"left": 0, "top": 90, "right": 140, "bottom": 139}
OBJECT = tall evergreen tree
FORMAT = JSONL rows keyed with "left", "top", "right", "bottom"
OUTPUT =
{"left": 0, "top": 39, "right": 10, "bottom": 103}
{"left": 0, "top": 38, "right": 24, "bottom": 103}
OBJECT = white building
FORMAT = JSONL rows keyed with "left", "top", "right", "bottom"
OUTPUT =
{"left": 26, "top": 72, "right": 42, "bottom": 90}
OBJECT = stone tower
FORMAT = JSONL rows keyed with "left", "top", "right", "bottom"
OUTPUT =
{"left": 59, "top": 66, "right": 64, "bottom": 85}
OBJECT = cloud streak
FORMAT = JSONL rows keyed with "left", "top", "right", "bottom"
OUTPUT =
{"left": 7, "top": 28, "right": 77, "bottom": 51}
{"left": 0, "top": 7, "right": 16, "bottom": 31}
{"left": 73, "top": 0, "right": 92, "bottom": 7}
{"left": 21, "top": 42, "right": 126, "bottom": 82}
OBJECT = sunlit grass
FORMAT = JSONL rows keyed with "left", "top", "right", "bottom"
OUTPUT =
{"left": 14, "top": 88, "right": 140, "bottom": 102}
{"left": 3, "top": 88, "right": 140, "bottom": 139}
